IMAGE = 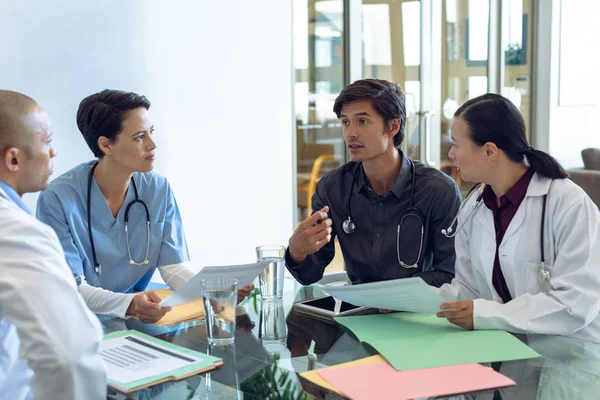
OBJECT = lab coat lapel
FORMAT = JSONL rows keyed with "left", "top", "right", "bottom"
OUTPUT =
{"left": 503, "top": 174, "right": 552, "bottom": 245}
{"left": 502, "top": 200, "right": 527, "bottom": 245}
{"left": 474, "top": 206, "right": 496, "bottom": 286}
{"left": 476, "top": 205, "right": 495, "bottom": 237}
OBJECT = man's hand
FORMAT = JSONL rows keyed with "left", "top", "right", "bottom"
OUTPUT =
{"left": 437, "top": 300, "right": 474, "bottom": 330}
{"left": 237, "top": 284, "right": 254, "bottom": 303}
{"left": 288, "top": 206, "right": 333, "bottom": 263}
{"left": 127, "top": 292, "right": 172, "bottom": 324}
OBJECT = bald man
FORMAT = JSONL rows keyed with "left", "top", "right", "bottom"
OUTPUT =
{"left": 0, "top": 90, "right": 106, "bottom": 400}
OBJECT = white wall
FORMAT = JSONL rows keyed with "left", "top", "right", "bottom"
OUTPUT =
{"left": 544, "top": 0, "right": 600, "bottom": 168}
{"left": 0, "top": 0, "right": 294, "bottom": 266}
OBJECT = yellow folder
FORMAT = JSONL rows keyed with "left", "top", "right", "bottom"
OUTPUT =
{"left": 299, "top": 355, "right": 385, "bottom": 395}
{"left": 145, "top": 289, "right": 205, "bottom": 327}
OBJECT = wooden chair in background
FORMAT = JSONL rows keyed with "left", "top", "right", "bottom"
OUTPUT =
{"left": 439, "top": 161, "right": 463, "bottom": 187}
{"left": 297, "top": 153, "right": 343, "bottom": 214}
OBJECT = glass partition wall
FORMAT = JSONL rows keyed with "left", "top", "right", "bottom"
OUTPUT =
{"left": 292, "top": 0, "right": 534, "bottom": 211}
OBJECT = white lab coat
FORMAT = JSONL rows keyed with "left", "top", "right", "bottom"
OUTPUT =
{"left": 78, "top": 262, "right": 196, "bottom": 317}
{"left": 0, "top": 187, "right": 106, "bottom": 400}
{"left": 438, "top": 173, "right": 600, "bottom": 343}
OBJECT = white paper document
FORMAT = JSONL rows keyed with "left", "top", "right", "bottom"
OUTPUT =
{"left": 317, "top": 277, "right": 443, "bottom": 313}
{"left": 160, "top": 262, "right": 269, "bottom": 307}
{"left": 100, "top": 334, "right": 201, "bottom": 384}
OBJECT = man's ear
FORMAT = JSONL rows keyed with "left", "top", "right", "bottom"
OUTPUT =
{"left": 388, "top": 118, "right": 401, "bottom": 137}
{"left": 3, "top": 147, "right": 22, "bottom": 172}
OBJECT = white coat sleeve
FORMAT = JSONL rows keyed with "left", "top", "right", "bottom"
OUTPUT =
{"left": 79, "top": 280, "right": 136, "bottom": 318}
{"left": 158, "top": 262, "right": 197, "bottom": 290}
{"left": 474, "top": 196, "right": 600, "bottom": 335}
{"left": 0, "top": 219, "right": 107, "bottom": 400}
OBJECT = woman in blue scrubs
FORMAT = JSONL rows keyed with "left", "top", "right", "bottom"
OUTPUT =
{"left": 37, "top": 89, "right": 252, "bottom": 323}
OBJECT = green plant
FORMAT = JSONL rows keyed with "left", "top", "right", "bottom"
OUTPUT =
{"left": 240, "top": 353, "right": 308, "bottom": 400}
{"left": 239, "top": 288, "right": 261, "bottom": 313}
{"left": 505, "top": 42, "right": 523, "bottom": 65}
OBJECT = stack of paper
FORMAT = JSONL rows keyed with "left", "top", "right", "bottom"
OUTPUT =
{"left": 160, "top": 262, "right": 269, "bottom": 307}
{"left": 101, "top": 330, "right": 222, "bottom": 393}
{"left": 334, "top": 313, "right": 539, "bottom": 370}
{"left": 302, "top": 356, "right": 515, "bottom": 400}
{"left": 317, "top": 277, "right": 442, "bottom": 313}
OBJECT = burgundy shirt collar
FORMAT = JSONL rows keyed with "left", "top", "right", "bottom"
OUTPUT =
{"left": 482, "top": 168, "right": 535, "bottom": 211}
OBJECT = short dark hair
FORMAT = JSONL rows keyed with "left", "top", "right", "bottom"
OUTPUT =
{"left": 76, "top": 89, "right": 151, "bottom": 158}
{"left": 333, "top": 79, "right": 406, "bottom": 148}
{"left": 455, "top": 93, "right": 568, "bottom": 180}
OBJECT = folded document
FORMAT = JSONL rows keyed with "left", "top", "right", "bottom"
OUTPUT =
{"left": 317, "top": 277, "right": 442, "bottom": 313}
{"left": 160, "top": 262, "right": 268, "bottom": 307}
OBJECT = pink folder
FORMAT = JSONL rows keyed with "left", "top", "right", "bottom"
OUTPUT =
{"left": 317, "top": 361, "right": 515, "bottom": 400}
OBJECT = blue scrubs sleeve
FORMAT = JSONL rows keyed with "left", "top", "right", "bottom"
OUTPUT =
{"left": 157, "top": 184, "right": 190, "bottom": 267}
{"left": 36, "top": 190, "right": 85, "bottom": 276}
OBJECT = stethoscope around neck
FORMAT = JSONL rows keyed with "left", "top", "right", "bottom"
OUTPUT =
{"left": 88, "top": 162, "right": 151, "bottom": 276}
{"left": 441, "top": 181, "right": 549, "bottom": 274}
{"left": 342, "top": 159, "right": 425, "bottom": 269}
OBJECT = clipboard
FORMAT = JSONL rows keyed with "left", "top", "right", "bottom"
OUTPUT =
{"left": 102, "top": 330, "right": 222, "bottom": 393}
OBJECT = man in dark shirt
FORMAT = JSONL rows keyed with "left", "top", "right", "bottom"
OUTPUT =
{"left": 285, "top": 79, "right": 461, "bottom": 287}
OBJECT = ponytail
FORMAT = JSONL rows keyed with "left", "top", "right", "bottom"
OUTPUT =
{"left": 525, "top": 148, "right": 569, "bottom": 179}
{"left": 455, "top": 93, "right": 569, "bottom": 180}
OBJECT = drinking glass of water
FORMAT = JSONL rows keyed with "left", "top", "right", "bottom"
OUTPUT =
{"left": 256, "top": 245, "right": 286, "bottom": 300}
{"left": 259, "top": 299, "right": 287, "bottom": 354}
{"left": 202, "top": 278, "right": 238, "bottom": 346}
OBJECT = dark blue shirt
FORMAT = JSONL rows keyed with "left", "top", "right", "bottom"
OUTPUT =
{"left": 286, "top": 153, "right": 461, "bottom": 287}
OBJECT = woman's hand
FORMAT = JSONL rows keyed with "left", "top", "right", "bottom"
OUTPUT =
{"left": 237, "top": 284, "right": 255, "bottom": 303}
{"left": 127, "top": 292, "right": 172, "bottom": 323}
{"left": 437, "top": 300, "right": 474, "bottom": 330}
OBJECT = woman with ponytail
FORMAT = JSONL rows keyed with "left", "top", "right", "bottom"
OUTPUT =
{"left": 435, "top": 93, "right": 600, "bottom": 343}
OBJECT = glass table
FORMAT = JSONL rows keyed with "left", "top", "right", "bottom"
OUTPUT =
{"left": 103, "top": 277, "right": 600, "bottom": 399}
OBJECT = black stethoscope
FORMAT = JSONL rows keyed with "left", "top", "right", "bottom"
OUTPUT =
{"left": 88, "top": 162, "right": 151, "bottom": 276}
{"left": 343, "top": 158, "right": 425, "bottom": 269}
{"left": 441, "top": 181, "right": 549, "bottom": 278}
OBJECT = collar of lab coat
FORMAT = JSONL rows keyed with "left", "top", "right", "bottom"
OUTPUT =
{"left": 475, "top": 171, "right": 552, "bottom": 242}
{"left": 525, "top": 172, "right": 553, "bottom": 197}
{"left": 0, "top": 182, "right": 31, "bottom": 214}
{"left": 0, "top": 184, "right": 9, "bottom": 201}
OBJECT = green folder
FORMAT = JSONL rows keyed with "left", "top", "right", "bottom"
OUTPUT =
{"left": 335, "top": 313, "right": 540, "bottom": 371}
{"left": 102, "top": 330, "right": 223, "bottom": 393}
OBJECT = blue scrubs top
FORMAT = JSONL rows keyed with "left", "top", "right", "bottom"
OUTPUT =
{"left": 36, "top": 161, "right": 190, "bottom": 294}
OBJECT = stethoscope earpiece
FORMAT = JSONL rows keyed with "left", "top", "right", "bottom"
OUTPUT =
{"left": 441, "top": 183, "right": 484, "bottom": 238}
{"left": 440, "top": 227, "right": 452, "bottom": 235}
